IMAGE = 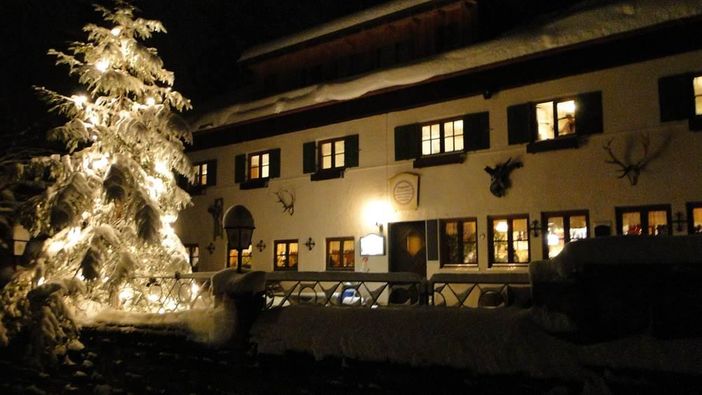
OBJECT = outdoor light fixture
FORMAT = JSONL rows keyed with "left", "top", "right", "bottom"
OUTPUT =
{"left": 224, "top": 205, "right": 255, "bottom": 273}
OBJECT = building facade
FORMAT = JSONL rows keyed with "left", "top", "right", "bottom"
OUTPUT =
{"left": 177, "top": 0, "right": 702, "bottom": 278}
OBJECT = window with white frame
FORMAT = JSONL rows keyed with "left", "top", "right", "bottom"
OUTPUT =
{"left": 535, "top": 99, "right": 576, "bottom": 141}
{"left": 421, "top": 119, "right": 464, "bottom": 156}
{"left": 319, "top": 137, "right": 345, "bottom": 170}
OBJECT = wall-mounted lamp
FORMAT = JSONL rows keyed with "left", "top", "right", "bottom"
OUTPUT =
{"left": 376, "top": 222, "right": 384, "bottom": 234}
{"left": 304, "top": 237, "right": 316, "bottom": 251}
{"left": 256, "top": 240, "right": 266, "bottom": 252}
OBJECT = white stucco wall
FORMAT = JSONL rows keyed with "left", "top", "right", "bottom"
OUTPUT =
{"left": 177, "top": 49, "right": 702, "bottom": 276}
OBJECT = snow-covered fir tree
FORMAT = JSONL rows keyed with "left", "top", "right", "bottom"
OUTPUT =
{"left": 31, "top": 0, "right": 194, "bottom": 306}
{"left": 0, "top": 0, "right": 193, "bottom": 362}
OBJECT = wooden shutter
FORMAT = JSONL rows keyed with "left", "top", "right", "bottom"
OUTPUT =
{"left": 507, "top": 103, "right": 533, "bottom": 144}
{"left": 658, "top": 73, "right": 694, "bottom": 122}
{"left": 575, "top": 91, "right": 603, "bottom": 135}
{"left": 426, "top": 220, "right": 439, "bottom": 261}
{"left": 463, "top": 111, "right": 490, "bottom": 151}
{"left": 302, "top": 142, "right": 316, "bottom": 173}
{"left": 234, "top": 154, "right": 246, "bottom": 183}
{"left": 344, "top": 134, "right": 359, "bottom": 168}
{"left": 206, "top": 160, "right": 217, "bottom": 186}
{"left": 269, "top": 148, "right": 281, "bottom": 178}
{"left": 394, "top": 123, "right": 421, "bottom": 160}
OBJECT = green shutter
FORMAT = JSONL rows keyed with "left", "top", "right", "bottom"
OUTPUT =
{"left": 303, "top": 142, "right": 316, "bottom": 173}
{"left": 658, "top": 73, "right": 694, "bottom": 122}
{"left": 206, "top": 160, "right": 217, "bottom": 186}
{"left": 575, "top": 91, "right": 603, "bottom": 135}
{"left": 344, "top": 134, "right": 359, "bottom": 168}
{"left": 234, "top": 154, "right": 246, "bottom": 183}
{"left": 269, "top": 148, "right": 281, "bottom": 178}
{"left": 463, "top": 111, "right": 490, "bottom": 151}
{"left": 394, "top": 123, "right": 421, "bottom": 160}
{"left": 507, "top": 103, "right": 533, "bottom": 144}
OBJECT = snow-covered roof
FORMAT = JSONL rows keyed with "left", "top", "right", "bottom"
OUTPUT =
{"left": 238, "top": 0, "right": 434, "bottom": 62}
{"left": 193, "top": 0, "right": 702, "bottom": 132}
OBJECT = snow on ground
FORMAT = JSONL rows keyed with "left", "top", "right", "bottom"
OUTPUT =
{"left": 192, "top": 0, "right": 702, "bottom": 130}
{"left": 250, "top": 305, "right": 702, "bottom": 381}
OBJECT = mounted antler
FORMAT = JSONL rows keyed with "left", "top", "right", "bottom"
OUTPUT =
{"left": 603, "top": 133, "right": 654, "bottom": 186}
{"left": 484, "top": 157, "right": 523, "bottom": 197}
{"left": 273, "top": 189, "right": 295, "bottom": 216}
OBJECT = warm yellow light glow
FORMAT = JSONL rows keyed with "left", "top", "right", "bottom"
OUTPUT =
{"left": 547, "top": 233, "right": 560, "bottom": 246}
{"left": 147, "top": 176, "right": 166, "bottom": 199}
{"left": 37, "top": 277, "right": 46, "bottom": 286}
{"left": 190, "top": 282, "right": 200, "bottom": 301}
{"left": 145, "top": 97, "right": 156, "bottom": 106}
{"left": 147, "top": 293, "right": 159, "bottom": 303}
{"left": 363, "top": 199, "right": 394, "bottom": 230}
{"left": 110, "top": 27, "right": 121, "bottom": 36}
{"left": 495, "top": 221, "right": 509, "bottom": 233}
{"left": 118, "top": 287, "right": 134, "bottom": 302}
{"left": 73, "top": 94, "right": 88, "bottom": 108}
{"left": 560, "top": 100, "right": 576, "bottom": 113}
{"left": 154, "top": 160, "right": 170, "bottom": 177}
{"left": 95, "top": 59, "right": 110, "bottom": 72}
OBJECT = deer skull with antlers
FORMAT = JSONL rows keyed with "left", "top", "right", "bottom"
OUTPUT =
{"left": 602, "top": 133, "right": 662, "bottom": 186}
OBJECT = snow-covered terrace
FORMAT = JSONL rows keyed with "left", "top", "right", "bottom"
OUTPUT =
{"left": 192, "top": 0, "right": 702, "bottom": 133}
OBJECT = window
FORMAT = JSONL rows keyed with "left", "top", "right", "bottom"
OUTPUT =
{"left": 394, "top": 112, "right": 489, "bottom": 168}
{"left": 326, "top": 237, "right": 355, "bottom": 271}
{"left": 616, "top": 205, "right": 671, "bottom": 236}
{"left": 235, "top": 149, "right": 280, "bottom": 189}
{"left": 303, "top": 135, "right": 359, "bottom": 181}
{"left": 658, "top": 72, "right": 702, "bottom": 130}
{"left": 488, "top": 215, "right": 530, "bottom": 265}
{"left": 535, "top": 99, "right": 576, "bottom": 141}
{"left": 687, "top": 202, "right": 702, "bottom": 234}
{"left": 541, "top": 211, "right": 589, "bottom": 259}
{"left": 320, "top": 137, "right": 345, "bottom": 170}
{"left": 439, "top": 218, "right": 477, "bottom": 267}
{"left": 229, "top": 244, "right": 252, "bottom": 269}
{"left": 274, "top": 240, "right": 298, "bottom": 271}
{"left": 507, "top": 91, "right": 602, "bottom": 153}
{"left": 193, "top": 160, "right": 216, "bottom": 187}
{"left": 422, "top": 119, "right": 464, "bottom": 156}
{"left": 184, "top": 244, "right": 199, "bottom": 271}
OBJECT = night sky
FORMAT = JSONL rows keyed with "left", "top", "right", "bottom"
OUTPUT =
{"left": 0, "top": 0, "right": 389, "bottom": 149}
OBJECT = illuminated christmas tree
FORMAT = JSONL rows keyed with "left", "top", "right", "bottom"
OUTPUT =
{"left": 0, "top": 1, "right": 193, "bottom": 360}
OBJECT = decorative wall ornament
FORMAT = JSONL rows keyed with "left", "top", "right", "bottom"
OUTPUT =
{"left": 256, "top": 240, "right": 266, "bottom": 252}
{"left": 484, "top": 157, "right": 523, "bottom": 197}
{"left": 207, "top": 198, "right": 224, "bottom": 240}
{"left": 206, "top": 242, "right": 215, "bottom": 254}
{"left": 603, "top": 133, "right": 668, "bottom": 186}
{"left": 389, "top": 172, "right": 419, "bottom": 210}
{"left": 304, "top": 237, "right": 316, "bottom": 251}
{"left": 273, "top": 188, "right": 295, "bottom": 215}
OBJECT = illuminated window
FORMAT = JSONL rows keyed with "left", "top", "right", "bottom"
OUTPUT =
{"left": 248, "top": 151, "right": 270, "bottom": 180}
{"left": 195, "top": 162, "right": 208, "bottom": 185}
{"left": 421, "top": 119, "right": 464, "bottom": 156}
{"left": 694, "top": 76, "right": 702, "bottom": 116}
{"left": 326, "top": 237, "right": 355, "bottom": 271}
{"left": 184, "top": 244, "right": 199, "bottom": 271}
{"left": 542, "top": 211, "right": 589, "bottom": 259}
{"left": 319, "top": 138, "right": 345, "bottom": 170}
{"left": 616, "top": 205, "right": 671, "bottom": 236}
{"left": 274, "top": 240, "right": 298, "bottom": 271}
{"left": 440, "top": 218, "right": 477, "bottom": 267}
{"left": 687, "top": 202, "right": 702, "bottom": 234}
{"left": 488, "top": 215, "right": 530, "bottom": 265}
{"left": 535, "top": 99, "right": 576, "bottom": 141}
{"left": 229, "top": 244, "right": 252, "bottom": 269}
{"left": 192, "top": 160, "right": 216, "bottom": 187}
